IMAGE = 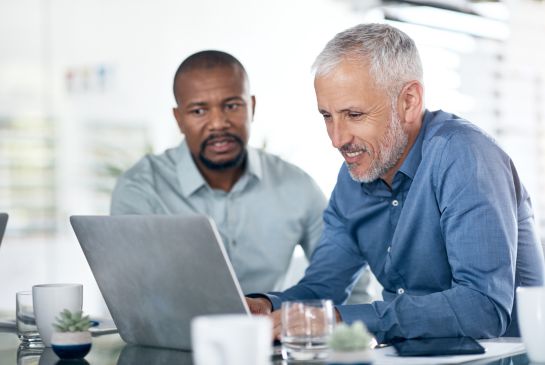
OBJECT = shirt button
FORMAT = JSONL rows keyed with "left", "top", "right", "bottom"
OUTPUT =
{"left": 397, "top": 288, "right": 405, "bottom": 294}
{"left": 387, "top": 246, "right": 391, "bottom": 253}
{"left": 392, "top": 200, "right": 399, "bottom": 207}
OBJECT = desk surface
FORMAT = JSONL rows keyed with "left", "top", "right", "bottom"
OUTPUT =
{"left": 0, "top": 332, "right": 532, "bottom": 365}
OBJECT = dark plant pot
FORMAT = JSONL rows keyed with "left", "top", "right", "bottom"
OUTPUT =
{"left": 51, "top": 331, "right": 92, "bottom": 359}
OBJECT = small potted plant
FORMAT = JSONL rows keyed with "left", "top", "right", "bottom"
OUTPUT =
{"left": 328, "top": 321, "right": 375, "bottom": 364}
{"left": 50, "top": 309, "right": 93, "bottom": 359}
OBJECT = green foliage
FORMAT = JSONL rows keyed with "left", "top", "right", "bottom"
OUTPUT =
{"left": 53, "top": 309, "right": 92, "bottom": 332}
{"left": 327, "top": 321, "right": 374, "bottom": 352}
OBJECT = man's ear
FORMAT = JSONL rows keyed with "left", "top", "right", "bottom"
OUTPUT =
{"left": 250, "top": 95, "right": 256, "bottom": 121}
{"left": 172, "top": 107, "right": 185, "bottom": 135}
{"left": 398, "top": 80, "right": 424, "bottom": 126}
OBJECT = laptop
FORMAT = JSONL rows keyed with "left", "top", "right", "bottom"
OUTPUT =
{"left": 70, "top": 214, "right": 250, "bottom": 350}
{"left": 0, "top": 213, "right": 8, "bottom": 247}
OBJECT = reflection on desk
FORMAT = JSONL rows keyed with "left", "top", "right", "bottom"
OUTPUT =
{"left": 118, "top": 345, "right": 192, "bottom": 365}
{"left": 31, "top": 345, "right": 194, "bottom": 365}
{"left": 7, "top": 333, "right": 124, "bottom": 365}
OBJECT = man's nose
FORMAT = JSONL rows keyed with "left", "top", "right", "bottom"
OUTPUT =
{"left": 329, "top": 119, "right": 350, "bottom": 149}
{"left": 208, "top": 107, "right": 230, "bottom": 130}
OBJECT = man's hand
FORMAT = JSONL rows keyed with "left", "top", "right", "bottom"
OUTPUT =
{"left": 247, "top": 297, "right": 343, "bottom": 340}
{"left": 271, "top": 309, "right": 283, "bottom": 339}
{"left": 270, "top": 305, "right": 343, "bottom": 340}
{"left": 246, "top": 297, "right": 272, "bottom": 315}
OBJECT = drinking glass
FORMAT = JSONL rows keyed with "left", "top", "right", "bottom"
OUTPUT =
{"left": 17, "top": 345, "right": 44, "bottom": 365}
{"left": 281, "top": 299, "right": 335, "bottom": 361}
{"left": 16, "top": 291, "right": 43, "bottom": 348}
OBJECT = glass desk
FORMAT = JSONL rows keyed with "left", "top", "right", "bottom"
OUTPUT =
{"left": 0, "top": 331, "right": 533, "bottom": 365}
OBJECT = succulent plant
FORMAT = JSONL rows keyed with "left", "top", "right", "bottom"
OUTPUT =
{"left": 53, "top": 309, "right": 92, "bottom": 332}
{"left": 327, "top": 321, "right": 374, "bottom": 352}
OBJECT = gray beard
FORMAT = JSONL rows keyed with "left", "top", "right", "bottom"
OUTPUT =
{"left": 347, "top": 108, "right": 408, "bottom": 183}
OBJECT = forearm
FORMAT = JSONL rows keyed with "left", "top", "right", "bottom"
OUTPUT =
{"left": 266, "top": 286, "right": 323, "bottom": 311}
{"left": 267, "top": 239, "right": 366, "bottom": 310}
{"left": 337, "top": 286, "right": 507, "bottom": 343}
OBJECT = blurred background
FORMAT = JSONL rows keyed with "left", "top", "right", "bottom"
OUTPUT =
{"left": 0, "top": 0, "right": 544, "bottom": 316}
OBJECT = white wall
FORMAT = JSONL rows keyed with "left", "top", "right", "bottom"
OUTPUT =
{"left": 47, "top": 0, "right": 364, "bottom": 197}
{"left": 0, "top": 0, "right": 363, "bottom": 314}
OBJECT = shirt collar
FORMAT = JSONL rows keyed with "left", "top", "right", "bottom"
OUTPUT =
{"left": 246, "top": 146, "right": 263, "bottom": 181}
{"left": 360, "top": 110, "right": 430, "bottom": 196}
{"left": 397, "top": 109, "right": 431, "bottom": 180}
{"left": 176, "top": 140, "right": 207, "bottom": 197}
{"left": 176, "top": 140, "right": 263, "bottom": 197}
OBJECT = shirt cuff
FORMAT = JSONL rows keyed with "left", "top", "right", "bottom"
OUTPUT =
{"left": 337, "top": 304, "right": 386, "bottom": 343}
{"left": 336, "top": 304, "right": 379, "bottom": 330}
{"left": 245, "top": 293, "right": 282, "bottom": 311}
{"left": 267, "top": 294, "right": 283, "bottom": 310}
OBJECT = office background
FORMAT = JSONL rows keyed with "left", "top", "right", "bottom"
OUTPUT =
{"left": 1, "top": 0, "right": 544, "bottom": 315}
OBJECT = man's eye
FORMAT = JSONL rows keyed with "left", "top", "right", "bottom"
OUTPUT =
{"left": 225, "top": 103, "right": 242, "bottom": 111}
{"left": 190, "top": 108, "right": 205, "bottom": 116}
{"left": 348, "top": 112, "right": 363, "bottom": 119}
{"left": 322, "top": 114, "right": 331, "bottom": 121}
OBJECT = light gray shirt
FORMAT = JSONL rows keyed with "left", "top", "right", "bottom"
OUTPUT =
{"left": 110, "top": 141, "right": 327, "bottom": 294}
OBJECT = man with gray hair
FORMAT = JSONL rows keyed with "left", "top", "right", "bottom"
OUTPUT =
{"left": 247, "top": 23, "right": 545, "bottom": 342}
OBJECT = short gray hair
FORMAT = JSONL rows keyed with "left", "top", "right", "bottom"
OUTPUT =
{"left": 313, "top": 23, "right": 423, "bottom": 99}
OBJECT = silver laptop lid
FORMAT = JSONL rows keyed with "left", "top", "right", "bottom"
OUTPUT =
{"left": 0, "top": 213, "right": 8, "bottom": 246}
{"left": 70, "top": 214, "right": 249, "bottom": 350}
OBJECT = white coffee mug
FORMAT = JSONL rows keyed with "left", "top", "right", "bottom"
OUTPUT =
{"left": 32, "top": 283, "right": 83, "bottom": 347}
{"left": 191, "top": 314, "right": 271, "bottom": 365}
{"left": 516, "top": 286, "right": 545, "bottom": 363}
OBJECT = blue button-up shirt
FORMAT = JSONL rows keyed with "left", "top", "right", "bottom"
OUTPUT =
{"left": 267, "top": 110, "right": 545, "bottom": 342}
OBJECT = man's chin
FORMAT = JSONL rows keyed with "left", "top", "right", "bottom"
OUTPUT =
{"left": 199, "top": 150, "right": 247, "bottom": 171}
{"left": 347, "top": 164, "right": 378, "bottom": 183}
